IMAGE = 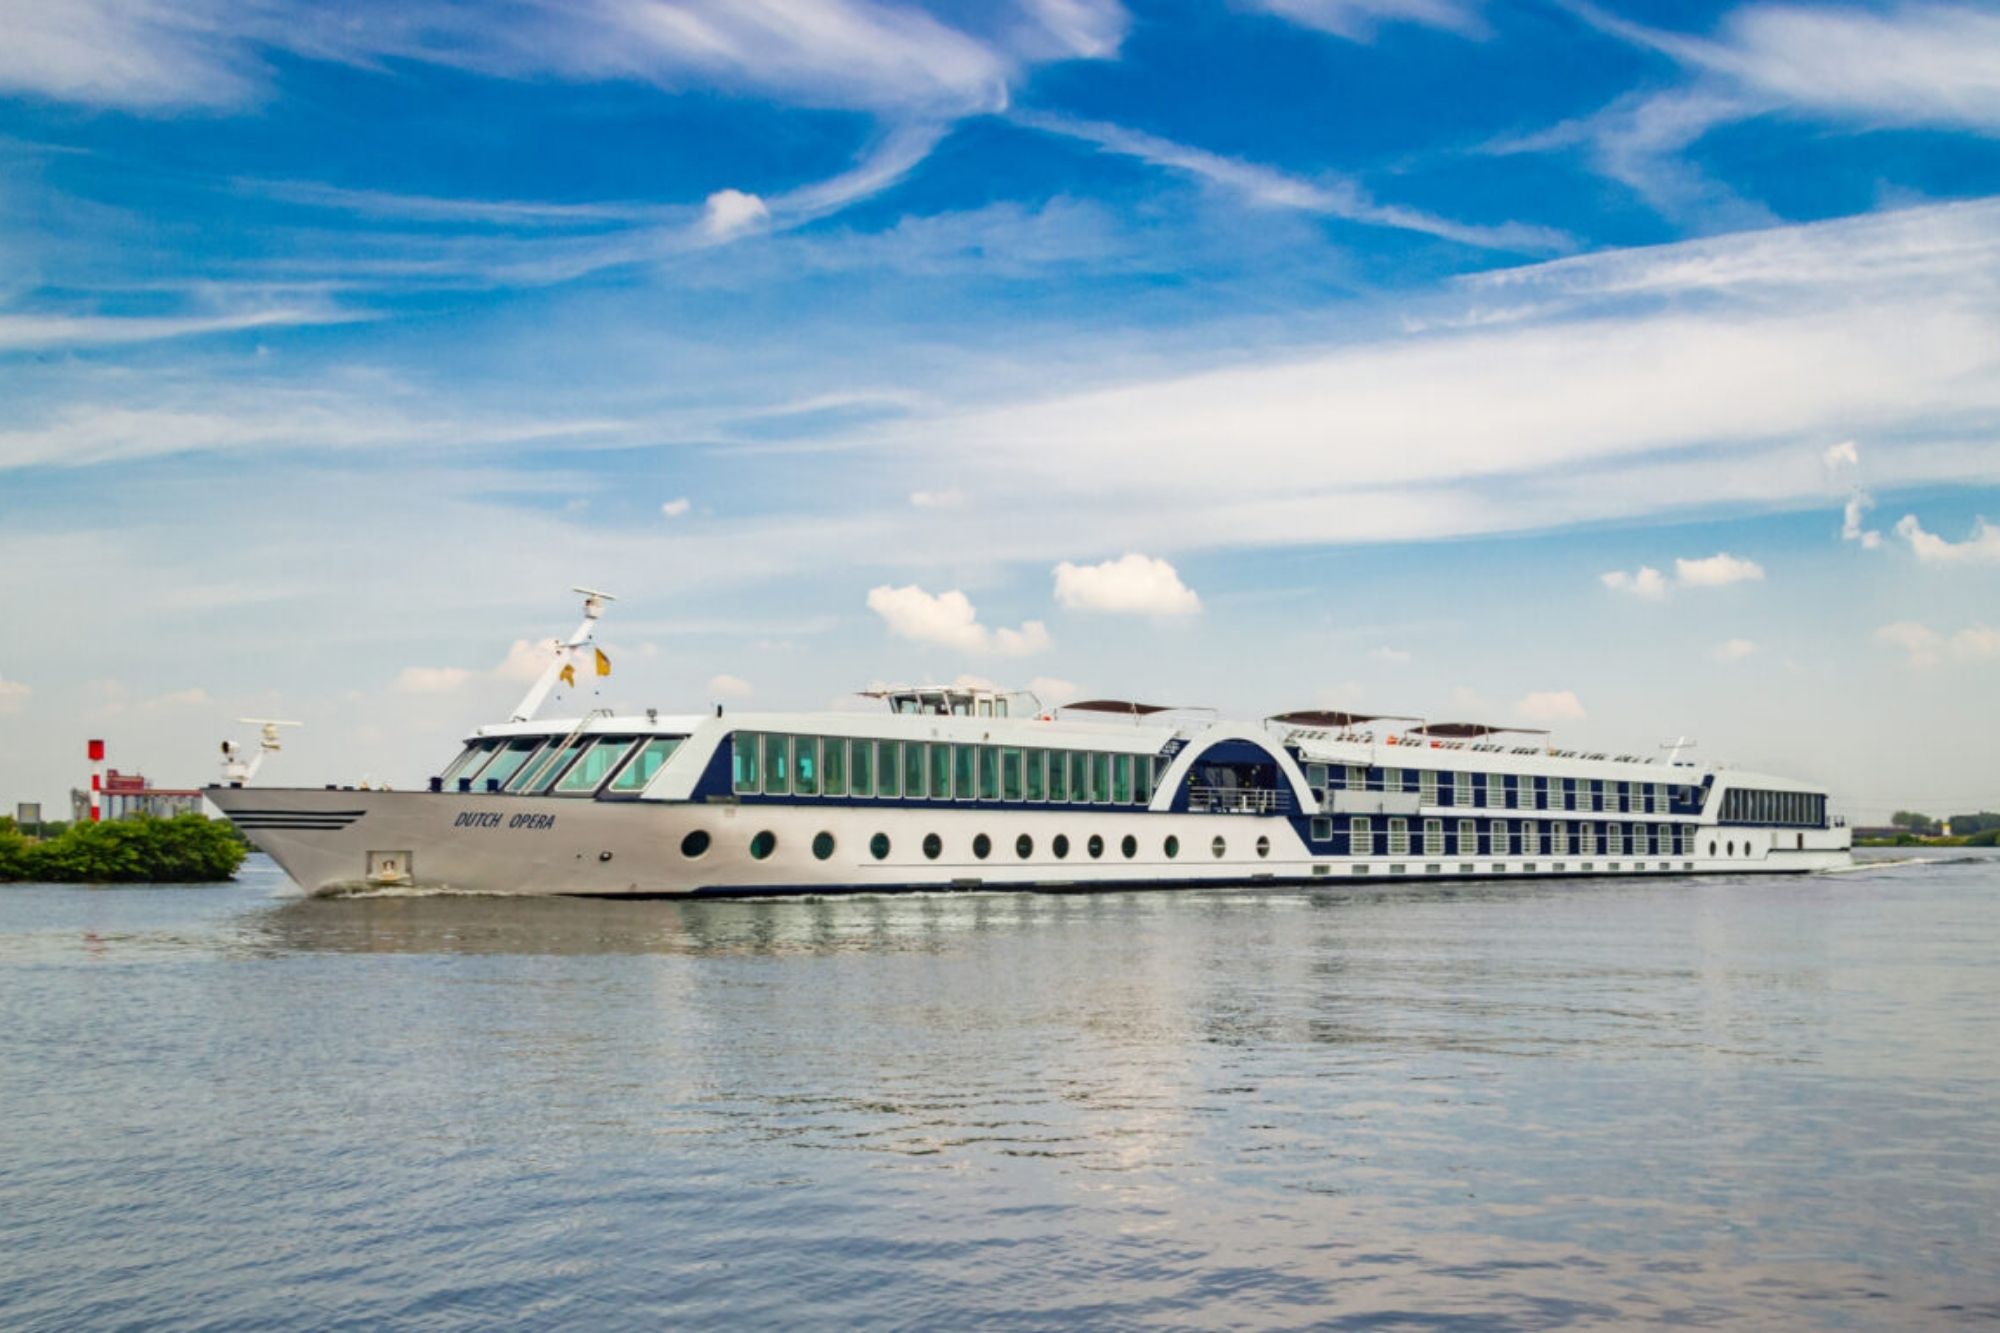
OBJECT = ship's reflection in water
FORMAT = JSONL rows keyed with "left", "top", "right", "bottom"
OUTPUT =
{"left": 4, "top": 855, "right": 1998, "bottom": 1328}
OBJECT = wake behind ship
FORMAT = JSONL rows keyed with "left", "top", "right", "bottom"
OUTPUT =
{"left": 210, "top": 591, "right": 1852, "bottom": 896}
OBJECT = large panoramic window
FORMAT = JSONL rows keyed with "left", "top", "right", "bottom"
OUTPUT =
{"left": 822, "top": 739, "right": 846, "bottom": 797}
{"left": 1112, "top": 754, "right": 1133, "bottom": 805}
{"left": 903, "top": 741, "right": 925, "bottom": 801}
{"left": 794, "top": 736, "right": 819, "bottom": 796}
{"left": 876, "top": 741, "right": 901, "bottom": 799}
{"left": 1090, "top": 753, "right": 1111, "bottom": 804}
{"left": 849, "top": 739, "right": 873, "bottom": 798}
{"left": 956, "top": 745, "right": 976, "bottom": 801}
{"left": 732, "top": 735, "right": 760, "bottom": 794}
{"left": 1048, "top": 751, "right": 1069, "bottom": 802}
{"left": 1025, "top": 750, "right": 1046, "bottom": 802}
{"left": 478, "top": 739, "right": 544, "bottom": 790}
{"left": 441, "top": 741, "right": 500, "bottom": 783}
{"left": 608, "top": 737, "right": 681, "bottom": 794}
{"left": 1002, "top": 748, "right": 1023, "bottom": 802}
{"left": 763, "top": 734, "right": 791, "bottom": 796}
{"left": 929, "top": 743, "right": 951, "bottom": 800}
{"left": 554, "top": 737, "right": 637, "bottom": 793}
{"left": 511, "top": 737, "right": 587, "bottom": 792}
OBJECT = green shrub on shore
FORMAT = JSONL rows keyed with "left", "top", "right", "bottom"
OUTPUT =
{"left": 0, "top": 814, "right": 248, "bottom": 884}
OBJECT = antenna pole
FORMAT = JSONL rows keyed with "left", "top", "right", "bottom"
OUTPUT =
{"left": 510, "top": 588, "right": 617, "bottom": 723}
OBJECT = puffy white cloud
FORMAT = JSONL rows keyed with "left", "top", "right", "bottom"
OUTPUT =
{"left": 1515, "top": 690, "right": 1586, "bottom": 723}
{"left": 0, "top": 674, "right": 31, "bottom": 713}
{"left": 1711, "top": 638, "right": 1758, "bottom": 661}
{"left": 394, "top": 666, "right": 473, "bottom": 694}
{"left": 1822, "top": 440, "right": 1860, "bottom": 470}
{"left": 1675, "top": 552, "right": 1765, "bottom": 587}
{"left": 494, "top": 637, "right": 563, "bottom": 683}
{"left": 909, "top": 488, "right": 964, "bottom": 509}
{"left": 1601, "top": 566, "right": 1668, "bottom": 598}
{"left": 865, "top": 584, "right": 1051, "bottom": 656}
{"left": 1052, "top": 553, "right": 1201, "bottom": 615}
{"left": 1893, "top": 514, "right": 2000, "bottom": 564}
{"left": 1874, "top": 620, "right": 1999, "bottom": 668}
{"left": 1842, "top": 491, "right": 1882, "bottom": 548}
{"left": 661, "top": 497, "right": 692, "bottom": 518}
{"left": 702, "top": 189, "right": 769, "bottom": 240}
{"left": 1029, "top": 674, "right": 1080, "bottom": 705}
{"left": 707, "top": 673, "right": 753, "bottom": 698}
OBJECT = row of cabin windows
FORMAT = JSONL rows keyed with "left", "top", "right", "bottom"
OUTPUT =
{"left": 1304, "top": 815, "right": 1693, "bottom": 858}
{"left": 731, "top": 734, "right": 1158, "bottom": 806}
{"left": 1718, "top": 788, "right": 1826, "bottom": 827}
{"left": 1301, "top": 765, "right": 1684, "bottom": 813}
{"left": 438, "top": 734, "right": 683, "bottom": 796}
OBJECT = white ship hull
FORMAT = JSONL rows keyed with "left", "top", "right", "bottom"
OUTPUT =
{"left": 208, "top": 786, "right": 1851, "bottom": 898}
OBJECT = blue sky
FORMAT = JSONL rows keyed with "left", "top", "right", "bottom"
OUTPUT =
{"left": 2, "top": 0, "right": 1998, "bottom": 819}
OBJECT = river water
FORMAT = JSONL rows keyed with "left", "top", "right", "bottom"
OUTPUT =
{"left": 3, "top": 852, "right": 1996, "bottom": 1329}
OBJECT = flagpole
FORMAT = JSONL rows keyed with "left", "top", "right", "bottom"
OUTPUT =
{"left": 510, "top": 587, "right": 616, "bottom": 722}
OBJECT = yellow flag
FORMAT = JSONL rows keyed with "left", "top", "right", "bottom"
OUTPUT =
{"left": 558, "top": 662, "right": 576, "bottom": 687}
{"left": 594, "top": 647, "right": 612, "bottom": 677}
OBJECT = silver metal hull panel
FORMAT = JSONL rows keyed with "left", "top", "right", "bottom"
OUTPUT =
{"left": 208, "top": 787, "right": 1852, "bottom": 897}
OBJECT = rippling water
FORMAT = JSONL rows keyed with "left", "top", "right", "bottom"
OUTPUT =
{"left": 3, "top": 853, "right": 1997, "bottom": 1329}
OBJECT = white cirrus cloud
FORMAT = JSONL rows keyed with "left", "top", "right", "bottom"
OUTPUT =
{"left": 395, "top": 665, "right": 474, "bottom": 694}
{"left": 909, "top": 488, "right": 965, "bottom": 509}
{"left": 707, "top": 673, "right": 753, "bottom": 699}
{"left": 1675, "top": 552, "right": 1765, "bottom": 587}
{"left": 1248, "top": 0, "right": 1484, "bottom": 40}
{"left": 1515, "top": 689, "right": 1586, "bottom": 724}
{"left": 1601, "top": 566, "right": 1668, "bottom": 598}
{"left": 0, "top": 674, "right": 32, "bottom": 713}
{"left": 1017, "top": 111, "right": 1568, "bottom": 253}
{"left": 1893, "top": 514, "right": 2000, "bottom": 564}
{"left": 865, "top": 584, "right": 1051, "bottom": 656}
{"left": 1052, "top": 553, "right": 1201, "bottom": 615}
{"left": 1711, "top": 638, "right": 1758, "bottom": 661}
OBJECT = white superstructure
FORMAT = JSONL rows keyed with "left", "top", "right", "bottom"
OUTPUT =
{"left": 208, "top": 598, "right": 1852, "bottom": 896}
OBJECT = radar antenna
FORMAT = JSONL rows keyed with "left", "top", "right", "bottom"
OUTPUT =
{"left": 1662, "top": 736, "right": 1697, "bottom": 765}
{"left": 221, "top": 718, "right": 302, "bottom": 785}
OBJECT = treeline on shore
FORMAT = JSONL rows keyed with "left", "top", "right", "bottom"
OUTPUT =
{"left": 0, "top": 814, "right": 249, "bottom": 884}
{"left": 1858, "top": 810, "right": 2000, "bottom": 848}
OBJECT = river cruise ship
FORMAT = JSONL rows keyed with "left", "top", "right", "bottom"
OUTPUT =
{"left": 208, "top": 593, "right": 1852, "bottom": 896}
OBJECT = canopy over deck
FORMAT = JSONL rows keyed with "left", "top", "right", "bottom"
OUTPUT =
{"left": 1407, "top": 722, "right": 1551, "bottom": 739}
{"left": 1267, "top": 710, "right": 1421, "bottom": 729}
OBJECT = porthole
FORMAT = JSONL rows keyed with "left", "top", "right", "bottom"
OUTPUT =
{"left": 973, "top": 833, "right": 992, "bottom": 860}
{"left": 1255, "top": 835, "right": 1270, "bottom": 859}
{"left": 749, "top": 830, "right": 777, "bottom": 860}
{"left": 923, "top": 832, "right": 943, "bottom": 860}
{"left": 1727, "top": 841, "right": 1735, "bottom": 857}
{"left": 680, "top": 829, "right": 710, "bottom": 858}
{"left": 1016, "top": 833, "right": 1033, "bottom": 859}
{"left": 1708, "top": 840, "right": 1716, "bottom": 857}
{"left": 1052, "top": 834, "right": 1070, "bottom": 859}
{"left": 1211, "top": 836, "right": 1226, "bottom": 859}
{"left": 1087, "top": 834, "right": 1105, "bottom": 859}
{"left": 1164, "top": 835, "right": 1179, "bottom": 859}
{"left": 812, "top": 831, "right": 836, "bottom": 861}
{"left": 1121, "top": 834, "right": 1137, "bottom": 859}
{"left": 869, "top": 832, "right": 891, "bottom": 861}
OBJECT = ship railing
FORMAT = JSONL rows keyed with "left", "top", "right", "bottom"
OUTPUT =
{"left": 1187, "top": 786, "right": 1291, "bottom": 815}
